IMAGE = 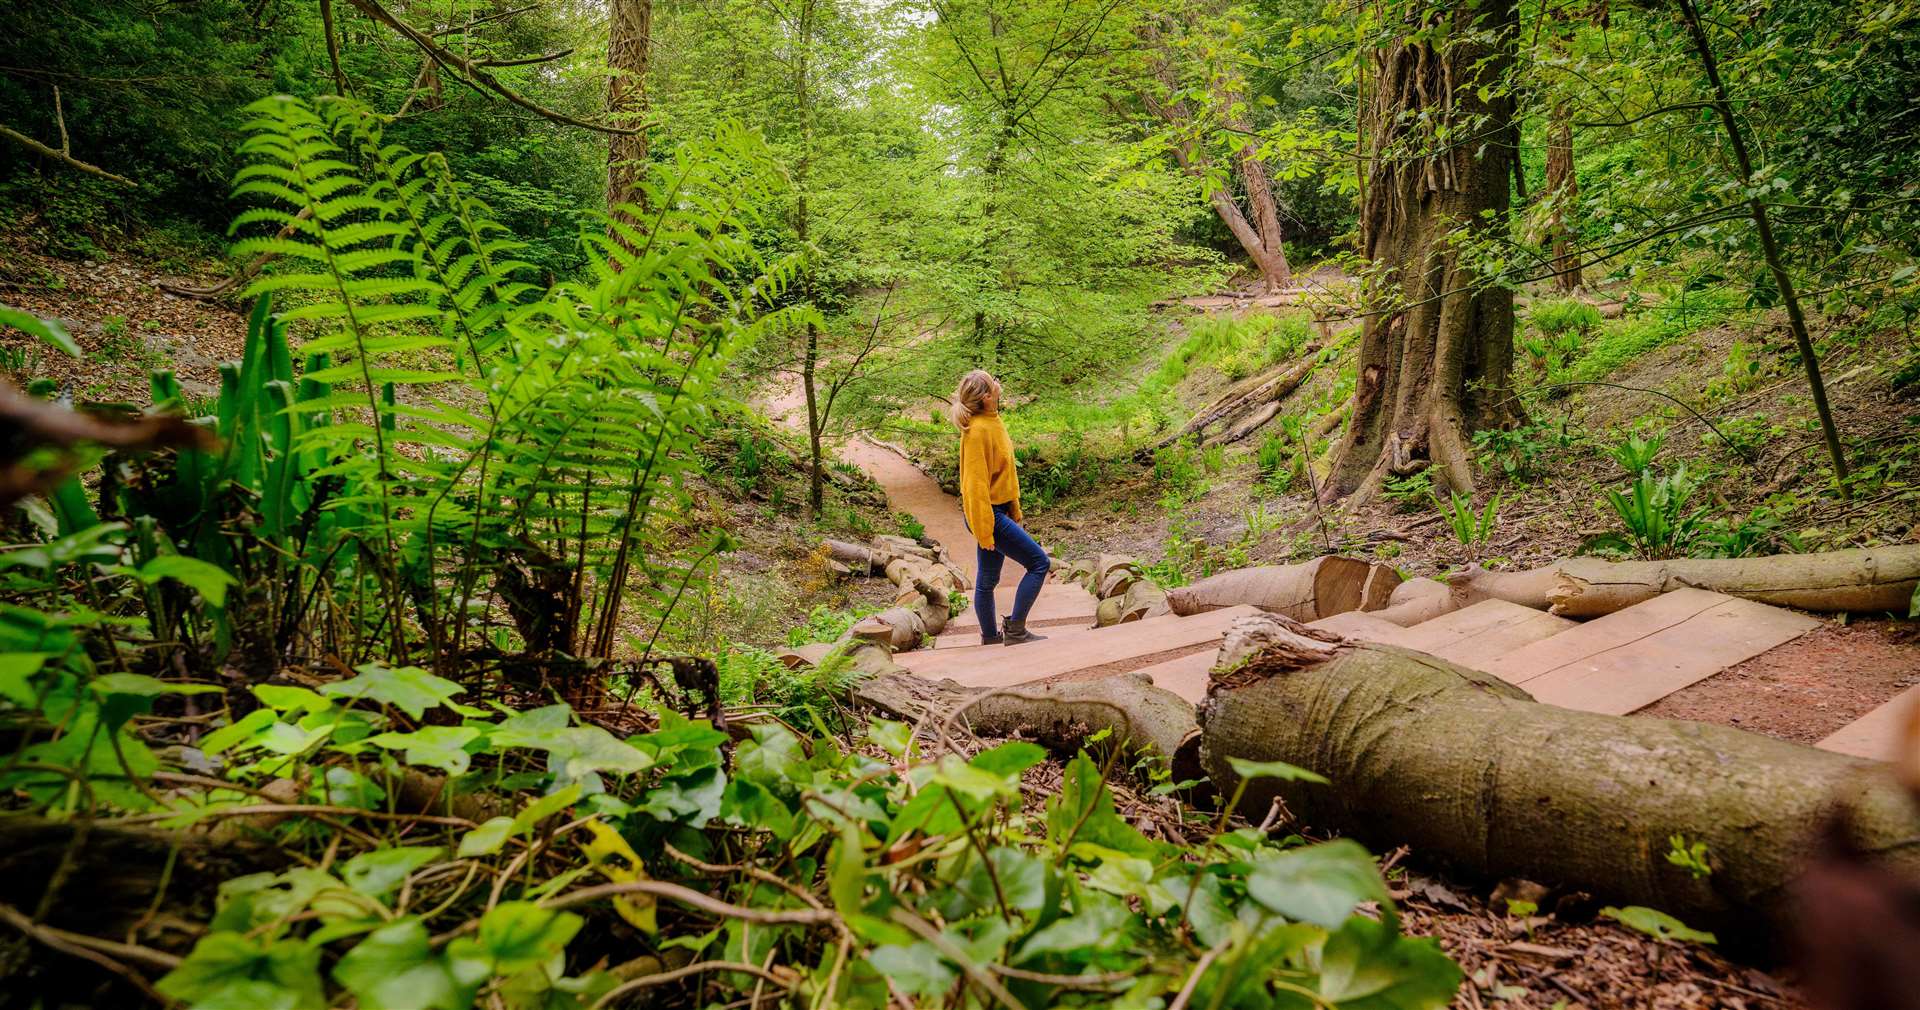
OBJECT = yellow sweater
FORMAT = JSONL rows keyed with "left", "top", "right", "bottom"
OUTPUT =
{"left": 958, "top": 412, "right": 1021, "bottom": 549}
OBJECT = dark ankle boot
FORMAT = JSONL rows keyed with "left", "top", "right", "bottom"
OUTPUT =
{"left": 1001, "top": 618, "right": 1047, "bottom": 646}
{"left": 980, "top": 630, "right": 1003, "bottom": 646}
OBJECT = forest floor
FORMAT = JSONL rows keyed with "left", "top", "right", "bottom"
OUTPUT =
{"left": 7, "top": 236, "right": 1911, "bottom": 1008}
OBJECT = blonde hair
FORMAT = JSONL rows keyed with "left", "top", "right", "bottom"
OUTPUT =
{"left": 949, "top": 369, "right": 1000, "bottom": 430}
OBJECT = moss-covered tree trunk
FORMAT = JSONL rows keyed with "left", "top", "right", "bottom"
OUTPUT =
{"left": 1196, "top": 615, "right": 1920, "bottom": 941}
{"left": 1325, "top": 0, "right": 1521, "bottom": 501}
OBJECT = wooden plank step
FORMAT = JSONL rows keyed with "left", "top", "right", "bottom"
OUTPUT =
{"left": 1306, "top": 610, "right": 1418, "bottom": 645}
{"left": 1817, "top": 684, "right": 1920, "bottom": 762}
{"left": 897, "top": 605, "right": 1262, "bottom": 690}
{"left": 1131, "top": 651, "right": 1215, "bottom": 704}
{"left": 943, "top": 583, "right": 1099, "bottom": 634}
{"left": 1481, "top": 588, "right": 1819, "bottom": 715}
{"left": 1394, "top": 599, "right": 1577, "bottom": 667}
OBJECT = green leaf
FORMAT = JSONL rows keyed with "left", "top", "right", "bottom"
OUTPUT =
{"left": 0, "top": 305, "right": 81, "bottom": 357}
{"left": 158, "top": 932, "right": 326, "bottom": 1010}
{"left": 869, "top": 942, "right": 957, "bottom": 996}
{"left": 332, "top": 919, "right": 488, "bottom": 1010}
{"left": 970, "top": 740, "right": 1047, "bottom": 778}
{"left": 1046, "top": 752, "right": 1156, "bottom": 857}
{"left": 92, "top": 673, "right": 222, "bottom": 731}
{"left": 1246, "top": 839, "right": 1392, "bottom": 928}
{"left": 489, "top": 703, "right": 572, "bottom": 749}
{"left": 1317, "top": 914, "right": 1462, "bottom": 1009}
{"left": 541, "top": 726, "right": 655, "bottom": 781}
{"left": 200, "top": 709, "right": 280, "bottom": 755}
{"left": 1600, "top": 905, "right": 1717, "bottom": 945}
{"left": 458, "top": 817, "right": 515, "bottom": 858}
{"left": 510, "top": 784, "right": 585, "bottom": 836}
{"left": 342, "top": 846, "right": 444, "bottom": 899}
{"left": 1226, "top": 756, "right": 1330, "bottom": 785}
{"left": 253, "top": 684, "right": 332, "bottom": 715}
{"left": 473, "top": 901, "right": 583, "bottom": 974}
{"left": 366, "top": 726, "right": 481, "bottom": 774}
{"left": 135, "top": 555, "right": 238, "bottom": 606}
{"left": 321, "top": 663, "right": 465, "bottom": 719}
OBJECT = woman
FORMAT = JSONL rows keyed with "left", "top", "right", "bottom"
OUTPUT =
{"left": 952, "top": 369, "right": 1051, "bottom": 646}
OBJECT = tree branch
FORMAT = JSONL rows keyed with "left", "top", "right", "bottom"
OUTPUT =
{"left": 343, "top": 0, "right": 640, "bottom": 135}
{"left": 0, "top": 123, "right": 134, "bottom": 187}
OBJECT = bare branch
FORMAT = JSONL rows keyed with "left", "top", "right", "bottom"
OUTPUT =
{"left": 0, "top": 123, "right": 134, "bottom": 187}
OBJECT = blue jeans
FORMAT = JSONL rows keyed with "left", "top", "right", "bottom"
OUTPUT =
{"left": 970, "top": 503, "right": 1050, "bottom": 636}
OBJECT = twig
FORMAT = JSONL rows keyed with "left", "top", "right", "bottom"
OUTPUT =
{"left": 543, "top": 880, "right": 839, "bottom": 926}
{"left": 0, "top": 901, "right": 178, "bottom": 1005}
{"left": 589, "top": 959, "right": 792, "bottom": 1009}
{"left": 888, "top": 907, "right": 1029, "bottom": 1010}
{"left": 662, "top": 840, "right": 827, "bottom": 911}
{"left": 1167, "top": 937, "right": 1231, "bottom": 1010}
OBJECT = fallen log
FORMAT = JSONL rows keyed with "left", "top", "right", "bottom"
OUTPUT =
{"left": 1135, "top": 348, "right": 1322, "bottom": 460}
{"left": 1196, "top": 613, "right": 1920, "bottom": 941}
{"left": 1166, "top": 556, "right": 1385, "bottom": 621}
{"left": 1449, "top": 545, "right": 1920, "bottom": 617}
{"left": 853, "top": 669, "right": 1199, "bottom": 768}
{"left": 1373, "top": 577, "right": 1456, "bottom": 626}
{"left": 1096, "top": 581, "right": 1170, "bottom": 627}
{"left": 1208, "top": 400, "right": 1281, "bottom": 446}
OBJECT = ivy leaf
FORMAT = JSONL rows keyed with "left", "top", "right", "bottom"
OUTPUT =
{"left": 1316, "top": 914, "right": 1462, "bottom": 1009}
{"left": 1601, "top": 906, "right": 1718, "bottom": 945}
{"left": 722, "top": 777, "right": 795, "bottom": 840}
{"left": 579, "top": 820, "right": 657, "bottom": 933}
{"left": 254, "top": 684, "right": 332, "bottom": 715}
{"left": 200, "top": 709, "right": 279, "bottom": 755}
{"left": 157, "top": 932, "right": 326, "bottom": 1010}
{"left": 458, "top": 817, "right": 515, "bottom": 858}
{"left": 541, "top": 726, "right": 654, "bottom": 783}
{"left": 0, "top": 652, "right": 50, "bottom": 706}
{"left": 970, "top": 740, "right": 1047, "bottom": 779}
{"left": 332, "top": 919, "right": 488, "bottom": 1010}
{"left": 366, "top": 726, "right": 481, "bottom": 775}
{"left": 321, "top": 663, "right": 465, "bottom": 719}
{"left": 636, "top": 765, "right": 725, "bottom": 824}
{"left": 472, "top": 901, "right": 583, "bottom": 974}
{"left": 735, "top": 723, "right": 806, "bottom": 788}
{"left": 868, "top": 942, "right": 957, "bottom": 996}
{"left": 1246, "top": 839, "right": 1392, "bottom": 928}
{"left": 489, "top": 703, "right": 572, "bottom": 749}
{"left": 341, "top": 846, "right": 444, "bottom": 899}
{"left": 1046, "top": 752, "right": 1157, "bottom": 858}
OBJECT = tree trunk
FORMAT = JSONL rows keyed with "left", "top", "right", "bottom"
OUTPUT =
{"left": 1545, "top": 106, "right": 1581, "bottom": 292}
{"left": 1324, "top": 0, "right": 1521, "bottom": 503}
{"left": 1232, "top": 124, "right": 1292, "bottom": 291}
{"left": 1196, "top": 614, "right": 1920, "bottom": 943}
{"left": 1136, "top": 19, "right": 1289, "bottom": 293}
{"left": 605, "top": 0, "right": 652, "bottom": 238}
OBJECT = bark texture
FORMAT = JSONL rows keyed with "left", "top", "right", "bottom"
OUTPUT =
{"left": 1327, "top": 0, "right": 1521, "bottom": 501}
{"left": 854, "top": 669, "right": 1199, "bottom": 771}
{"left": 1166, "top": 556, "right": 1397, "bottom": 622}
{"left": 1544, "top": 106, "right": 1581, "bottom": 292}
{"left": 1196, "top": 614, "right": 1920, "bottom": 940}
{"left": 605, "top": 0, "right": 652, "bottom": 234}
